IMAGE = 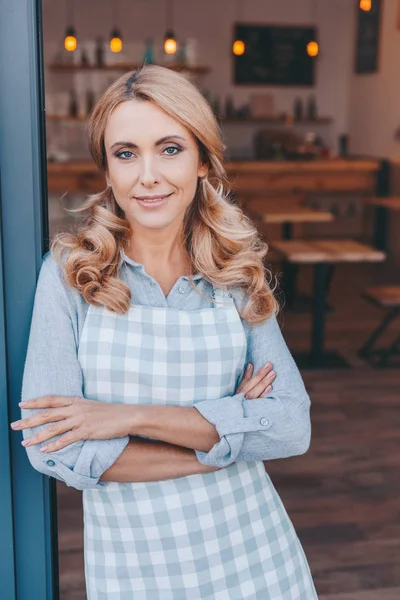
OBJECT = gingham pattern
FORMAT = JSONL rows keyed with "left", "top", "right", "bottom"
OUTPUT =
{"left": 78, "top": 287, "right": 317, "bottom": 599}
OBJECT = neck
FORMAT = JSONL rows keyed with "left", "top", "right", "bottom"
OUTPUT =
{"left": 125, "top": 221, "right": 191, "bottom": 275}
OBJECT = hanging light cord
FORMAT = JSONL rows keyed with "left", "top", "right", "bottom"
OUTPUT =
{"left": 66, "top": 0, "right": 74, "bottom": 26}
{"left": 112, "top": 0, "right": 119, "bottom": 31}
{"left": 236, "top": 0, "right": 243, "bottom": 22}
{"left": 166, "top": 0, "right": 174, "bottom": 32}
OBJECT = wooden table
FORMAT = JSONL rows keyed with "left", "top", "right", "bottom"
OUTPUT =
{"left": 271, "top": 240, "right": 386, "bottom": 368}
{"left": 368, "top": 197, "right": 400, "bottom": 251}
{"left": 246, "top": 198, "right": 334, "bottom": 239}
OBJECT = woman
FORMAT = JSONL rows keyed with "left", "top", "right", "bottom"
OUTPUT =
{"left": 11, "top": 65, "right": 317, "bottom": 599}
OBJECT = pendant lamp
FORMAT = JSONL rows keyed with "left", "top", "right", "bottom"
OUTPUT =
{"left": 232, "top": 0, "right": 245, "bottom": 56}
{"left": 360, "top": 0, "right": 372, "bottom": 11}
{"left": 110, "top": 0, "right": 123, "bottom": 53}
{"left": 164, "top": 0, "right": 177, "bottom": 55}
{"left": 307, "top": 0, "right": 319, "bottom": 58}
{"left": 64, "top": 0, "right": 77, "bottom": 52}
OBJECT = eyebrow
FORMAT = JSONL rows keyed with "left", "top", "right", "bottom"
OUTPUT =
{"left": 110, "top": 135, "right": 186, "bottom": 150}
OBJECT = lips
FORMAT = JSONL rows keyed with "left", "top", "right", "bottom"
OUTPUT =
{"left": 134, "top": 192, "right": 173, "bottom": 208}
{"left": 134, "top": 193, "right": 172, "bottom": 202}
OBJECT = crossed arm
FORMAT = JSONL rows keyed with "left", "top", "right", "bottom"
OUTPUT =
{"left": 14, "top": 257, "right": 311, "bottom": 491}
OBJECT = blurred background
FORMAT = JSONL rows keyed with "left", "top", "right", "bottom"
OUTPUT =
{"left": 41, "top": 1, "right": 400, "bottom": 599}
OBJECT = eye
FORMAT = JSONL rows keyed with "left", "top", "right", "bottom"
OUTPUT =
{"left": 163, "top": 145, "right": 181, "bottom": 156}
{"left": 116, "top": 150, "right": 134, "bottom": 160}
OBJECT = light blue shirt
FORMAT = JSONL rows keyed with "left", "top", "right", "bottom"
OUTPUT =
{"left": 20, "top": 251, "right": 311, "bottom": 490}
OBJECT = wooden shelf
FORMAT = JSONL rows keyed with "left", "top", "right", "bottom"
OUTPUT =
{"left": 49, "top": 62, "right": 211, "bottom": 75}
{"left": 46, "top": 114, "right": 87, "bottom": 122}
{"left": 46, "top": 113, "right": 333, "bottom": 125}
{"left": 221, "top": 117, "right": 333, "bottom": 125}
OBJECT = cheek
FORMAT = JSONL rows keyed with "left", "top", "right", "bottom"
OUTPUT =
{"left": 171, "top": 159, "right": 200, "bottom": 196}
{"left": 109, "top": 165, "right": 133, "bottom": 193}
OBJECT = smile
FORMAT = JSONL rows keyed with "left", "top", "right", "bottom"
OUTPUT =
{"left": 134, "top": 193, "right": 173, "bottom": 208}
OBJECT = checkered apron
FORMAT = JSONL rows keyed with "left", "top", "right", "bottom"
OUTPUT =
{"left": 78, "top": 287, "right": 317, "bottom": 599}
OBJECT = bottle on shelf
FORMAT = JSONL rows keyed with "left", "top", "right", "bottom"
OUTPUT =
{"left": 69, "top": 88, "right": 78, "bottom": 118}
{"left": 294, "top": 97, "right": 304, "bottom": 121}
{"left": 224, "top": 95, "right": 235, "bottom": 118}
{"left": 86, "top": 89, "right": 95, "bottom": 116}
{"left": 95, "top": 37, "right": 104, "bottom": 68}
{"left": 307, "top": 95, "right": 317, "bottom": 120}
{"left": 143, "top": 39, "right": 155, "bottom": 64}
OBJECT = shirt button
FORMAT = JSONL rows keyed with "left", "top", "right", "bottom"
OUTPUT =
{"left": 178, "top": 286, "right": 186, "bottom": 294}
{"left": 260, "top": 417, "right": 269, "bottom": 427}
{"left": 46, "top": 460, "right": 55, "bottom": 467}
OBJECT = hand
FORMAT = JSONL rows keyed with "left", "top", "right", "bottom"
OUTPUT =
{"left": 10, "top": 395, "right": 133, "bottom": 453}
{"left": 235, "top": 362, "right": 276, "bottom": 399}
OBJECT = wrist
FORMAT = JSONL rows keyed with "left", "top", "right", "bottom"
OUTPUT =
{"left": 124, "top": 404, "right": 145, "bottom": 436}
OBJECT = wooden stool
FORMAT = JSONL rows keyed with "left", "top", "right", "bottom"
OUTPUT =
{"left": 359, "top": 286, "right": 400, "bottom": 367}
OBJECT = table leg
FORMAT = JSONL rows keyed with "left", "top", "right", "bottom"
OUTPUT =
{"left": 373, "top": 206, "right": 389, "bottom": 251}
{"left": 310, "top": 263, "right": 328, "bottom": 366}
{"left": 293, "top": 262, "right": 350, "bottom": 369}
{"left": 282, "top": 222, "right": 293, "bottom": 240}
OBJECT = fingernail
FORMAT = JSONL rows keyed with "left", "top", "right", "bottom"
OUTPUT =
{"left": 21, "top": 440, "right": 30, "bottom": 447}
{"left": 265, "top": 386, "right": 272, "bottom": 395}
{"left": 11, "top": 421, "right": 21, "bottom": 429}
{"left": 264, "top": 362, "right": 271, "bottom": 368}
{"left": 19, "top": 402, "right": 27, "bottom": 407}
{"left": 247, "top": 364, "right": 253, "bottom": 371}
{"left": 268, "top": 370, "right": 275, "bottom": 378}
{"left": 40, "top": 446, "right": 48, "bottom": 452}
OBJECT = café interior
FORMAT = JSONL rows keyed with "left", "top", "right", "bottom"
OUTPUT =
{"left": 42, "top": 0, "right": 400, "bottom": 598}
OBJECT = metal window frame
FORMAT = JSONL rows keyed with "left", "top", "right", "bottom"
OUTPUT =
{"left": 0, "top": 1, "right": 58, "bottom": 599}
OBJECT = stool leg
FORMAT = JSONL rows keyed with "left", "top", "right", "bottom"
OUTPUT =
{"left": 379, "top": 333, "right": 400, "bottom": 366}
{"left": 310, "top": 263, "right": 329, "bottom": 367}
{"left": 358, "top": 307, "right": 399, "bottom": 360}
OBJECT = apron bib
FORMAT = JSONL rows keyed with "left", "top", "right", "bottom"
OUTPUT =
{"left": 78, "top": 287, "right": 317, "bottom": 600}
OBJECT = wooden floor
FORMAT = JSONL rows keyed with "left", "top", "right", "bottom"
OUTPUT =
{"left": 56, "top": 258, "right": 400, "bottom": 599}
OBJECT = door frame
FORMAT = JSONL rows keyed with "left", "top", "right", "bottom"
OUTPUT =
{"left": 0, "top": 1, "right": 59, "bottom": 598}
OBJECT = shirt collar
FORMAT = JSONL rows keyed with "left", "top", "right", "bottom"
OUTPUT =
{"left": 119, "top": 249, "right": 203, "bottom": 281}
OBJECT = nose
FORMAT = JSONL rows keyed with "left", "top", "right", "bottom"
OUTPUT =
{"left": 138, "top": 155, "right": 160, "bottom": 188}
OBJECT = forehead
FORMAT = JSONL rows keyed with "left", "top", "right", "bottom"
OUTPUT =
{"left": 104, "top": 100, "right": 191, "bottom": 146}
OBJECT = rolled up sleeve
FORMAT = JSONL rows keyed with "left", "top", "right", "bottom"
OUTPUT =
{"left": 20, "top": 254, "right": 129, "bottom": 491}
{"left": 193, "top": 309, "right": 311, "bottom": 467}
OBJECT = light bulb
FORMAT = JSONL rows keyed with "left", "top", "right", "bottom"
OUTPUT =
{"left": 110, "top": 30, "right": 123, "bottom": 53}
{"left": 164, "top": 32, "right": 177, "bottom": 55}
{"left": 360, "top": 0, "right": 372, "bottom": 11}
{"left": 307, "top": 41, "right": 319, "bottom": 57}
{"left": 64, "top": 26, "right": 77, "bottom": 52}
{"left": 232, "top": 40, "right": 245, "bottom": 56}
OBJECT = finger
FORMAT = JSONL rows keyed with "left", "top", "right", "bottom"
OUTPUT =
{"left": 242, "top": 363, "right": 273, "bottom": 396}
{"left": 263, "top": 385, "right": 273, "bottom": 396}
{"left": 21, "top": 419, "right": 75, "bottom": 448}
{"left": 40, "top": 430, "right": 81, "bottom": 453}
{"left": 18, "top": 395, "right": 77, "bottom": 410}
{"left": 252, "top": 371, "right": 275, "bottom": 398}
{"left": 11, "top": 407, "right": 70, "bottom": 431}
{"left": 245, "top": 370, "right": 275, "bottom": 399}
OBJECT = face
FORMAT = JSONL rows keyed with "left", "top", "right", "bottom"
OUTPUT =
{"left": 104, "top": 99, "right": 208, "bottom": 232}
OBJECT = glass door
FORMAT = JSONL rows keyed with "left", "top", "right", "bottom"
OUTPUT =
{"left": 0, "top": 1, "right": 58, "bottom": 598}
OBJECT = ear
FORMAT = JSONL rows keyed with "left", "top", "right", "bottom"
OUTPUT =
{"left": 198, "top": 162, "right": 209, "bottom": 178}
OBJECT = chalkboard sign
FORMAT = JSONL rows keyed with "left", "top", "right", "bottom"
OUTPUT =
{"left": 233, "top": 24, "right": 316, "bottom": 86}
{"left": 355, "top": 0, "right": 382, "bottom": 74}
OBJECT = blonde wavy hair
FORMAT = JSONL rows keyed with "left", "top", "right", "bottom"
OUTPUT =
{"left": 51, "top": 64, "right": 278, "bottom": 324}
